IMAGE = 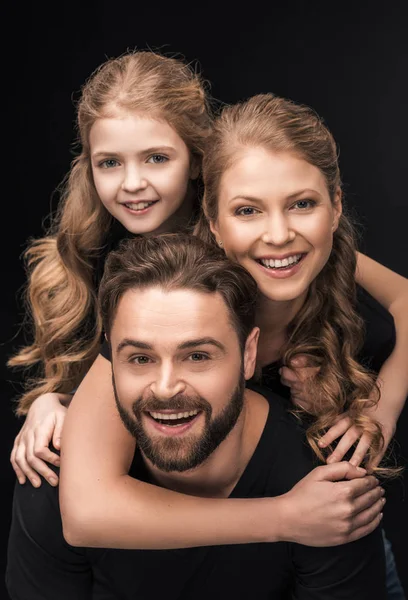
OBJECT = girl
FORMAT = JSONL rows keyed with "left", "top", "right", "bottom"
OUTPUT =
{"left": 9, "top": 54, "right": 407, "bottom": 556}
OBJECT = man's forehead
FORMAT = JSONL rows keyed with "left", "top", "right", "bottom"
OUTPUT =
{"left": 112, "top": 286, "right": 234, "bottom": 338}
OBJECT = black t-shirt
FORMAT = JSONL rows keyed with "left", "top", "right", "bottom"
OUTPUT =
{"left": 6, "top": 384, "right": 386, "bottom": 600}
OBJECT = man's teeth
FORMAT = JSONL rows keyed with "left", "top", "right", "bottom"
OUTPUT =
{"left": 260, "top": 254, "right": 302, "bottom": 269}
{"left": 125, "top": 201, "right": 155, "bottom": 210}
{"left": 149, "top": 410, "right": 199, "bottom": 421}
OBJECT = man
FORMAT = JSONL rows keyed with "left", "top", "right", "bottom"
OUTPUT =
{"left": 6, "top": 234, "right": 386, "bottom": 599}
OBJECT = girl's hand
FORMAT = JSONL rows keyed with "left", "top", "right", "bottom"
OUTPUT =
{"left": 10, "top": 392, "right": 71, "bottom": 487}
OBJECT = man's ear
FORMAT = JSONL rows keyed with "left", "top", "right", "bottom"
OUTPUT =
{"left": 332, "top": 187, "right": 342, "bottom": 232}
{"left": 243, "top": 327, "right": 260, "bottom": 380}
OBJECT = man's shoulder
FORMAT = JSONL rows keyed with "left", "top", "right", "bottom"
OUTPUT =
{"left": 246, "top": 379, "right": 287, "bottom": 415}
{"left": 245, "top": 381, "right": 321, "bottom": 495}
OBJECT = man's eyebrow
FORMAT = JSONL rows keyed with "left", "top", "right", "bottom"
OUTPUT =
{"left": 177, "top": 338, "right": 226, "bottom": 352}
{"left": 116, "top": 339, "right": 153, "bottom": 353}
{"left": 116, "top": 337, "right": 226, "bottom": 354}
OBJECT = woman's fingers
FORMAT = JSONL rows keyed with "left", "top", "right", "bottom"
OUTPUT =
{"left": 349, "top": 433, "right": 373, "bottom": 467}
{"left": 326, "top": 427, "right": 361, "bottom": 463}
{"left": 318, "top": 415, "right": 352, "bottom": 448}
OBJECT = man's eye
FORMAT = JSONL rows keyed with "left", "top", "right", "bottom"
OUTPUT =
{"left": 147, "top": 154, "right": 168, "bottom": 164}
{"left": 189, "top": 353, "right": 208, "bottom": 362}
{"left": 99, "top": 159, "right": 119, "bottom": 169}
{"left": 131, "top": 356, "right": 150, "bottom": 365}
{"left": 235, "top": 206, "right": 259, "bottom": 216}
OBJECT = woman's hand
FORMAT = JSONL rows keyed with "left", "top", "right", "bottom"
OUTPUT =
{"left": 10, "top": 392, "right": 71, "bottom": 487}
{"left": 279, "top": 355, "right": 320, "bottom": 411}
{"left": 318, "top": 410, "right": 396, "bottom": 469}
{"left": 280, "top": 356, "right": 397, "bottom": 468}
{"left": 280, "top": 461, "right": 385, "bottom": 546}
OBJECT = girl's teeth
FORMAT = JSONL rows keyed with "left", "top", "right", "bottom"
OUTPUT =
{"left": 125, "top": 201, "right": 154, "bottom": 210}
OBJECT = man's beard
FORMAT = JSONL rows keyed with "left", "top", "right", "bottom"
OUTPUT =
{"left": 112, "top": 372, "right": 245, "bottom": 473}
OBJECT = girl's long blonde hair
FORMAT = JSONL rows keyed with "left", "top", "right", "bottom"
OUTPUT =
{"left": 9, "top": 50, "right": 213, "bottom": 415}
{"left": 195, "top": 93, "right": 397, "bottom": 475}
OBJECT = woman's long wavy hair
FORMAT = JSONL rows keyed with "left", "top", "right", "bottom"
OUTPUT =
{"left": 195, "top": 93, "right": 396, "bottom": 476}
{"left": 9, "top": 50, "right": 213, "bottom": 415}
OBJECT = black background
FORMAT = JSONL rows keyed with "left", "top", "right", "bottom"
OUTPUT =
{"left": 2, "top": 1, "right": 408, "bottom": 597}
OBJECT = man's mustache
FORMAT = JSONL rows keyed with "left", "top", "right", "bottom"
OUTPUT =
{"left": 132, "top": 394, "right": 212, "bottom": 415}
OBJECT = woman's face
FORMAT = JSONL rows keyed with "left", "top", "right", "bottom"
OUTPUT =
{"left": 211, "top": 147, "right": 342, "bottom": 303}
{"left": 90, "top": 111, "right": 198, "bottom": 235}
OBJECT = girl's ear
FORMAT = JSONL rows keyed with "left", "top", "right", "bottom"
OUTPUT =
{"left": 190, "top": 157, "right": 200, "bottom": 180}
{"left": 332, "top": 187, "right": 342, "bottom": 232}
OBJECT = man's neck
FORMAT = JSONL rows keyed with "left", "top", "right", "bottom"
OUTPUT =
{"left": 142, "top": 389, "right": 269, "bottom": 499}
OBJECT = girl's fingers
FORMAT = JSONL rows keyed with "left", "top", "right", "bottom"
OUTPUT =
{"left": 33, "top": 432, "right": 61, "bottom": 466}
{"left": 14, "top": 437, "right": 42, "bottom": 488}
{"left": 52, "top": 412, "right": 66, "bottom": 451}
{"left": 10, "top": 443, "right": 27, "bottom": 484}
{"left": 26, "top": 437, "right": 59, "bottom": 487}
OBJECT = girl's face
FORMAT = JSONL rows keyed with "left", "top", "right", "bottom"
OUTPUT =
{"left": 211, "top": 147, "right": 342, "bottom": 304}
{"left": 90, "top": 112, "right": 198, "bottom": 235}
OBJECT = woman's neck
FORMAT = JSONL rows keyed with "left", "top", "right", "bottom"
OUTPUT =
{"left": 255, "top": 292, "right": 307, "bottom": 367}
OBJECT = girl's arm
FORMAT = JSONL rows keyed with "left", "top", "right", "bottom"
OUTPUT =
{"left": 59, "top": 355, "right": 382, "bottom": 550}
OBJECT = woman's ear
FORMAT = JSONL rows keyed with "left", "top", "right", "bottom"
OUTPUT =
{"left": 209, "top": 220, "right": 222, "bottom": 246}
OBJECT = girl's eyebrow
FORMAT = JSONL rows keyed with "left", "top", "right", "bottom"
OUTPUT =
{"left": 92, "top": 146, "right": 176, "bottom": 159}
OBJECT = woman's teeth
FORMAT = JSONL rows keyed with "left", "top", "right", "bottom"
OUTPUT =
{"left": 259, "top": 254, "right": 303, "bottom": 269}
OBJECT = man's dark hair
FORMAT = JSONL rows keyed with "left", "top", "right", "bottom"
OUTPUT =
{"left": 98, "top": 233, "right": 258, "bottom": 350}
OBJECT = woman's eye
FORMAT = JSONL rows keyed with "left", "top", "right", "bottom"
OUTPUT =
{"left": 189, "top": 353, "right": 208, "bottom": 362}
{"left": 292, "top": 199, "right": 316, "bottom": 210}
{"left": 99, "top": 159, "right": 119, "bottom": 169}
{"left": 235, "top": 206, "right": 259, "bottom": 216}
{"left": 147, "top": 154, "right": 168, "bottom": 164}
{"left": 131, "top": 356, "right": 151, "bottom": 365}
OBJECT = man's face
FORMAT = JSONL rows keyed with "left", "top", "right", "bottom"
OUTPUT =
{"left": 110, "top": 286, "right": 255, "bottom": 472}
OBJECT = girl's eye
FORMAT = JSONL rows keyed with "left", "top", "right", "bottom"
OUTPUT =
{"left": 292, "top": 199, "right": 316, "bottom": 210}
{"left": 99, "top": 159, "right": 120, "bottom": 169}
{"left": 131, "top": 356, "right": 151, "bottom": 365}
{"left": 147, "top": 154, "right": 168, "bottom": 164}
{"left": 189, "top": 353, "right": 208, "bottom": 362}
{"left": 235, "top": 206, "right": 259, "bottom": 217}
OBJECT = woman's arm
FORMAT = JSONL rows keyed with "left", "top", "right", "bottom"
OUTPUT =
{"left": 356, "top": 252, "right": 408, "bottom": 422}
{"left": 59, "top": 355, "right": 383, "bottom": 550}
